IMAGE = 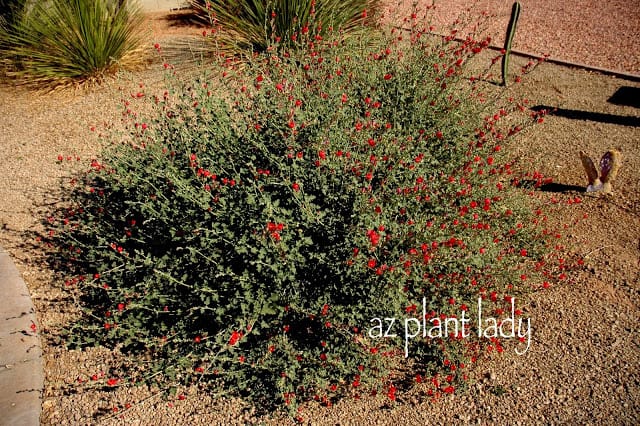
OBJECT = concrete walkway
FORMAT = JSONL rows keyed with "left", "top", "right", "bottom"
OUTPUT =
{"left": 139, "top": 0, "right": 189, "bottom": 12}
{"left": 0, "top": 247, "right": 43, "bottom": 426}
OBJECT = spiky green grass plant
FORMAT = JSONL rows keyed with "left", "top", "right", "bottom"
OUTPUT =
{"left": 188, "top": 0, "right": 379, "bottom": 54}
{"left": 0, "top": 0, "right": 146, "bottom": 89}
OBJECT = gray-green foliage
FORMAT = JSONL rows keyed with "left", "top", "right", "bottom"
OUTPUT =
{"left": 44, "top": 21, "right": 553, "bottom": 416}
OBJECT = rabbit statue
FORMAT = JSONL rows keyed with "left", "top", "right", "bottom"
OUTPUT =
{"left": 579, "top": 149, "right": 621, "bottom": 194}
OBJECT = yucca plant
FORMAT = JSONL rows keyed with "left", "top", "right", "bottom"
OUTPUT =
{"left": 188, "top": 0, "right": 379, "bottom": 54}
{"left": 0, "top": 0, "right": 27, "bottom": 30}
{"left": 0, "top": 0, "right": 146, "bottom": 89}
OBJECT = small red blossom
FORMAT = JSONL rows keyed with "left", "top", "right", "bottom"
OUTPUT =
{"left": 387, "top": 384, "right": 397, "bottom": 401}
{"left": 321, "top": 304, "right": 330, "bottom": 316}
{"left": 229, "top": 330, "right": 243, "bottom": 346}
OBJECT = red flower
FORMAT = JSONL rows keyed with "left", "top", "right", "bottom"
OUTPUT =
{"left": 384, "top": 73, "right": 392, "bottom": 80}
{"left": 107, "top": 378, "right": 118, "bottom": 386}
{"left": 321, "top": 304, "right": 330, "bottom": 316}
{"left": 352, "top": 375, "right": 361, "bottom": 387}
{"left": 229, "top": 330, "right": 243, "bottom": 346}
{"left": 367, "top": 229, "right": 380, "bottom": 246}
{"left": 292, "top": 182, "right": 300, "bottom": 192}
{"left": 367, "top": 259, "right": 377, "bottom": 268}
{"left": 387, "top": 384, "right": 397, "bottom": 401}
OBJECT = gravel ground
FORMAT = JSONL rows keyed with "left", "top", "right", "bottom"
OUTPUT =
{"left": 394, "top": 0, "right": 640, "bottom": 75}
{"left": 0, "top": 3, "right": 639, "bottom": 425}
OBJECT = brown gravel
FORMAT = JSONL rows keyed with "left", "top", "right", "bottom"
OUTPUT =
{"left": 0, "top": 4, "right": 639, "bottom": 425}
{"left": 391, "top": 0, "right": 640, "bottom": 75}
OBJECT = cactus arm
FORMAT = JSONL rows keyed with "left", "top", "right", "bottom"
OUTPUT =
{"left": 600, "top": 149, "right": 622, "bottom": 193}
{"left": 580, "top": 151, "right": 599, "bottom": 186}
{"left": 501, "top": 2, "right": 521, "bottom": 86}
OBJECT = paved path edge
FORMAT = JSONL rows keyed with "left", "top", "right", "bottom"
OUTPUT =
{"left": 0, "top": 247, "right": 43, "bottom": 426}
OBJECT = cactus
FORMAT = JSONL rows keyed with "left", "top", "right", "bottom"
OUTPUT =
{"left": 501, "top": 2, "right": 521, "bottom": 87}
{"left": 579, "top": 149, "right": 622, "bottom": 194}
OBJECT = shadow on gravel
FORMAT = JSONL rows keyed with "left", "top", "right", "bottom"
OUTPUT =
{"left": 519, "top": 180, "right": 585, "bottom": 193}
{"left": 608, "top": 86, "right": 640, "bottom": 108}
{"left": 531, "top": 105, "right": 640, "bottom": 127}
{"left": 537, "top": 182, "right": 586, "bottom": 193}
{"left": 164, "top": 9, "right": 208, "bottom": 28}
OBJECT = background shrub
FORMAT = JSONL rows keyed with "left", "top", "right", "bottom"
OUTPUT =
{"left": 188, "top": 0, "right": 379, "bottom": 53}
{"left": 0, "top": 0, "right": 26, "bottom": 30}
{"left": 45, "top": 20, "right": 553, "bottom": 415}
{"left": 0, "top": 0, "right": 145, "bottom": 88}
